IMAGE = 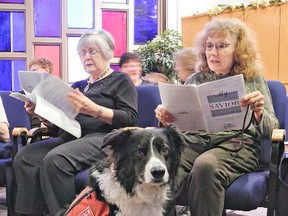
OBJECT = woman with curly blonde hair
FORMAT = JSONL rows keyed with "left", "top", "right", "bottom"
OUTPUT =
{"left": 155, "top": 17, "right": 278, "bottom": 215}
{"left": 194, "top": 17, "right": 263, "bottom": 80}
{"left": 28, "top": 57, "right": 54, "bottom": 74}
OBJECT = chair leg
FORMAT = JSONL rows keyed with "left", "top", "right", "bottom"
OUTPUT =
{"left": 5, "top": 166, "right": 19, "bottom": 216}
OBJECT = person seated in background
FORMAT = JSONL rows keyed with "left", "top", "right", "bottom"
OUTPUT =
{"left": 0, "top": 96, "right": 12, "bottom": 159}
{"left": 28, "top": 57, "right": 53, "bottom": 74}
{"left": 119, "top": 52, "right": 154, "bottom": 85}
{"left": 13, "top": 29, "right": 138, "bottom": 216}
{"left": 173, "top": 47, "right": 197, "bottom": 84}
{"left": 155, "top": 17, "right": 279, "bottom": 216}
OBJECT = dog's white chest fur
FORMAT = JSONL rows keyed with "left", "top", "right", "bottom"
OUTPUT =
{"left": 92, "top": 169, "right": 169, "bottom": 216}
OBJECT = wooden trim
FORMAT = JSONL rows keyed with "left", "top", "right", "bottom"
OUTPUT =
{"left": 158, "top": 0, "right": 167, "bottom": 34}
{"left": 0, "top": 3, "right": 25, "bottom": 11}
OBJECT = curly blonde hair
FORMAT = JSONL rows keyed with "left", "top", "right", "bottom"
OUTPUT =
{"left": 194, "top": 18, "right": 263, "bottom": 80}
{"left": 28, "top": 57, "right": 54, "bottom": 74}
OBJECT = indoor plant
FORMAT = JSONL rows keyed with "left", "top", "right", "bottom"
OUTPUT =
{"left": 137, "top": 29, "right": 183, "bottom": 81}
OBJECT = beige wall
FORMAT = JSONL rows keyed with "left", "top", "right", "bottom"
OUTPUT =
{"left": 182, "top": 2, "right": 288, "bottom": 90}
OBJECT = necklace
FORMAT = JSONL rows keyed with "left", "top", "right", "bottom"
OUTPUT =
{"left": 92, "top": 68, "right": 111, "bottom": 82}
{"left": 84, "top": 68, "right": 111, "bottom": 92}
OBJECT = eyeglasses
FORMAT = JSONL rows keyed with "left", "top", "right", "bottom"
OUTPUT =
{"left": 78, "top": 49, "right": 100, "bottom": 58}
{"left": 205, "top": 42, "right": 231, "bottom": 51}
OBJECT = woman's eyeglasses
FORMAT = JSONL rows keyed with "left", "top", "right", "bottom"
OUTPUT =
{"left": 78, "top": 49, "right": 100, "bottom": 58}
{"left": 205, "top": 42, "right": 231, "bottom": 51}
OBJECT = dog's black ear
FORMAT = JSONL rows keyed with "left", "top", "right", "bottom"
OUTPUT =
{"left": 101, "top": 127, "right": 143, "bottom": 149}
{"left": 101, "top": 129, "right": 131, "bottom": 149}
{"left": 163, "top": 126, "right": 186, "bottom": 154}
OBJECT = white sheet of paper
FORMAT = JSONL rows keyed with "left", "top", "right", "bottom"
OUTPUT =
{"left": 35, "top": 95, "right": 81, "bottom": 138}
{"left": 9, "top": 92, "right": 34, "bottom": 103}
{"left": 13, "top": 71, "right": 81, "bottom": 137}
{"left": 159, "top": 74, "right": 247, "bottom": 133}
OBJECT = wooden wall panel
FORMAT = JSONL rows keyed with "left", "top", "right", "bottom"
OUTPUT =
{"left": 244, "top": 5, "right": 280, "bottom": 80}
{"left": 279, "top": 3, "right": 288, "bottom": 84}
{"left": 181, "top": 3, "right": 288, "bottom": 90}
{"left": 181, "top": 14, "right": 209, "bottom": 47}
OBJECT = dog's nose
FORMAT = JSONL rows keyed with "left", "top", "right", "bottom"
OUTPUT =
{"left": 151, "top": 167, "right": 165, "bottom": 179}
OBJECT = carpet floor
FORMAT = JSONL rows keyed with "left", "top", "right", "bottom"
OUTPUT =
{"left": 0, "top": 187, "right": 266, "bottom": 216}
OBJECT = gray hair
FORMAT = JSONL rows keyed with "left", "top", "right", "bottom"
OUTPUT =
{"left": 77, "top": 29, "right": 115, "bottom": 61}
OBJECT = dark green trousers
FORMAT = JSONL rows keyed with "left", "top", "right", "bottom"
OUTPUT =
{"left": 170, "top": 132, "right": 260, "bottom": 216}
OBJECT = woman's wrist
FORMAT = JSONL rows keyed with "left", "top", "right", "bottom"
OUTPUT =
{"left": 97, "top": 105, "right": 103, "bottom": 118}
{"left": 254, "top": 110, "right": 263, "bottom": 125}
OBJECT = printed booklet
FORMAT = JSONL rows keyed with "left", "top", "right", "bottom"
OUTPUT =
{"left": 10, "top": 71, "right": 81, "bottom": 138}
{"left": 158, "top": 74, "right": 248, "bottom": 133}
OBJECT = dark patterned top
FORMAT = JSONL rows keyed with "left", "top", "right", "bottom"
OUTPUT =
{"left": 71, "top": 71, "right": 138, "bottom": 137}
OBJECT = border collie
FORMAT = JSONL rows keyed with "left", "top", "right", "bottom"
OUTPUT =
{"left": 89, "top": 127, "right": 185, "bottom": 216}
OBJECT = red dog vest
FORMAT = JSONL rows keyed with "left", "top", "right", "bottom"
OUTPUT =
{"left": 65, "top": 186, "right": 110, "bottom": 216}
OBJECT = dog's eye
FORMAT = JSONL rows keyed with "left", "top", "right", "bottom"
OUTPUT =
{"left": 161, "top": 147, "right": 169, "bottom": 156}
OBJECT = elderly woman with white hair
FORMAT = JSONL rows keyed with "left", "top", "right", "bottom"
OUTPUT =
{"left": 13, "top": 29, "right": 138, "bottom": 216}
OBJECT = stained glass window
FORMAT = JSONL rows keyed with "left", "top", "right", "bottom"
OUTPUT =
{"left": 67, "top": 0, "right": 94, "bottom": 29}
{"left": 13, "top": 60, "right": 26, "bottom": 91}
{"left": 0, "top": 11, "right": 25, "bottom": 52}
{"left": 34, "top": 45, "right": 61, "bottom": 77}
{"left": 67, "top": 37, "right": 87, "bottom": 83}
{"left": 134, "top": 0, "right": 158, "bottom": 44}
{"left": 0, "top": 60, "right": 25, "bottom": 91}
{"left": 12, "top": 12, "right": 25, "bottom": 52}
{"left": 34, "top": 0, "right": 61, "bottom": 37}
{"left": 0, "top": 0, "right": 160, "bottom": 90}
{"left": 0, "top": 12, "right": 11, "bottom": 52}
{"left": 102, "top": 11, "right": 127, "bottom": 57}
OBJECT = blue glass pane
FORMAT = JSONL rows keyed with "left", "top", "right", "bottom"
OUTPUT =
{"left": 0, "top": 12, "right": 11, "bottom": 52}
{"left": 0, "top": 60, "right": 12, "bottom": 90}
{"left": 0, "top": 0, "right": 24, "bottom": 3}
{"left": 134, "top": 0, "right": 158, "bottom": 44}
{"left": 13, "top": 60, "right": 25, "bottom": 91}
{"left": 0, "top": 60, "right": 25, "bottom": 91}
{"left": 12, "top": 12, "right": 25, "bottom": 52}
{"left": 67, "top": 0, "right": 94, "bottom": 28}
{"left": 34, "top": 0, "right": 61, "bottom": 37}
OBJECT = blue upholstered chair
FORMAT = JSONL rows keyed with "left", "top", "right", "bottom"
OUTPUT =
{"left": 0, "top": 91, "right": 31, "bottom": 186}
{"left": 223, "top": 80, "right": 287, "bottom": 215}
{"left": 134, "top": 85, "right": 161, "bottom": 128}
{"left": 0, "top": 91, "right": 31, "bottom": 216}
{"left": 74, "top": 84, "right": 162, "bottom": 192}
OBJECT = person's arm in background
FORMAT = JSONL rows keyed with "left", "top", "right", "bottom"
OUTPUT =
{"left": 0, "top": 122, "right": 9, "bottom": 143}
{"left": 24, "top": 101, "right": 58, "bottom": 130}
{"left": 0, "top": 97, "right": 10, "bottom": 143}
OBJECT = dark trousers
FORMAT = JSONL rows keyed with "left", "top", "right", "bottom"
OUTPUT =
{"left": 13, "top": 132, "right": 106, "bottom": 216}
{"left": 166, "top": 132, "right": 260, "bottom": 216}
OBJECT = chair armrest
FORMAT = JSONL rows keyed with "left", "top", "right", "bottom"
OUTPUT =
{"left": 26, "top": 127, "right": 58, "bottom": 144}
{"left": 11, "top": 127, "right": 28, "bottom": 137}
{"left": 266, "top": 129, "right": 286, "bottom": 214}
{"left": 272, "top": 129, "right": 286, "bottom": 142}
{"left": 270, "top": 129, "right": 285, "bottom": 174}
{"left": 27, "top": 127, "right": 55, "bottom": 137}
{"left": 11, "top": 127, "right": 29, "bottom": 158}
